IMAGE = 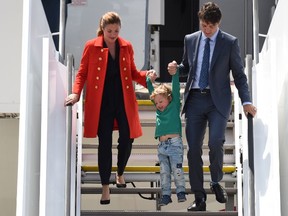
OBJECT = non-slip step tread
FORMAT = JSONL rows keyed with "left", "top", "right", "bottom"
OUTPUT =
{"left": 82, "top": 152, "right": 236, "bottom": 164}
{"left": 81, "top": 165, "right": 236, "bottom": 173}
{"left": 81, "top": 187, "right": 237, "bottom": 195}
{"left": 81, "top": 172, "right": 237, "bottom": 183}
{"left": 82, "top": 143, "right": 235, "bottom": 149}
{"left": 81, "top": 210, "right": 238, "bottom": 216}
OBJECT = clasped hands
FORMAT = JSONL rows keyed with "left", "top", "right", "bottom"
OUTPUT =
{"left": 147, "top": 60, "right": 178, "bottom": 83}
{"left": 146, "top": 69, "right": 157, "bottom": 82}
{"left": 167, "top": 60, "right": 178, "bottom": 75}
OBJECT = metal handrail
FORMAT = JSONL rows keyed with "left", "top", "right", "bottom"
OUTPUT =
{"left": 65, "top": 53, "right": 74, "bottom": 216}
{"left": 252, "top": 0, "right": 259, "bottom": 64}
{"left": 246, "top": 54, "right": 255, "bottom": 216}
{"left": 59, "top": 0, "right": 67, "bottom": 60}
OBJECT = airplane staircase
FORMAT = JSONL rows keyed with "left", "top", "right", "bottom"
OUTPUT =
{"left": 77, "top": 86, "right": 241, "bottom": 215}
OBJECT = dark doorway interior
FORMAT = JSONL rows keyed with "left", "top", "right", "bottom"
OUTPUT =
{"left": 41, "top": 0, "right": 72, "bottom": 51}
{"left": 158, "top": 0, "right": 199, "bottom": 82}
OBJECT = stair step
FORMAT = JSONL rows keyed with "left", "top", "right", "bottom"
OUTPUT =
{"left": 81, "top": 187, "right": 237, "bottom": 195}
{"left": 81, "top": 172, "right": 237, "bottom": 184}
{"left": 82, "top": 152, "right": 236, "bottom": 164}
{"left": 82, "top": 143, "right": 235, "bottom": 150}
{"left": 139, "top": 120, "right": 234, "bottom": 128}
{"left": 81, "top": 165, "right": 236, "bottom": 173}
{"left": 81, "top": 210, "right": 238, "bottom": 216}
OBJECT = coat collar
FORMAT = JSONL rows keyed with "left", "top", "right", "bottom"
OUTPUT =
{"left": 93, "top": 35, "right": 128, "bottom": 47}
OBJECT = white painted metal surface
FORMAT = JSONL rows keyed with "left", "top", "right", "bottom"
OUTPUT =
{"left": 17, "top": 1, "right": 69, "bottom": 215}
{"left": 17, "top": 0, "right": 51, "bottom": 215}
{"left": 39, "top": 38, "right": 68, "bottom": 216}
{"left": 65, "top": 0, "right": 148, "bottom": 70}
{"left": 0, "top": 1, "right": 22, "bottom": 113}
{"left": 233, "top": 87, "right": 243, "bottom": 216}
{"left": 251, "top": 1, "right": 288, "bottom": 215}
{"left": 147, "top": 0, "right": 164, "bottom": 25}
{"left": 76, "top": 94, "right": 83, "bottom": 216}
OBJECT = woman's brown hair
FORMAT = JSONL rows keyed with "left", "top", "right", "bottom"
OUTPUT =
{"left": 97, "top": 11, "right": 121, "bottom": 36}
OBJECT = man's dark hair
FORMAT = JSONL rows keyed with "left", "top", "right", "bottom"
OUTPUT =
{"left": 198, "top": 2, "right": 222, "bottom": 24}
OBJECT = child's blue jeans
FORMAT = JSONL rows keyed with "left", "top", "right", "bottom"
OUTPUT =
{"left": 158, "top": 136, "right": 186, "bottom": 196}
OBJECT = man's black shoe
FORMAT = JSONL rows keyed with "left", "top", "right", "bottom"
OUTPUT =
{"left": 187, "top": 199, "right": 206, "bottom": 211}
{"left": 210, "top": 183, "right": 228, "bottom": 203}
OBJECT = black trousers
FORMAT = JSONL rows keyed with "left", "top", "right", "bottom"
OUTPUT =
{"left": 97, "top": 104, "right": 133, "bottom": 185}
{"left": 185, "top": 91, "right": 227, "bottom": 200}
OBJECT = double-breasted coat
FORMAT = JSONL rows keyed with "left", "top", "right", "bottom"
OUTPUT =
{"left": 73, "top": 36, "right": 147, "bottom": 138}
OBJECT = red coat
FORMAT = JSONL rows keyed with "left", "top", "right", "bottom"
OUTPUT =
{"left": 73, "top": 36, "right": 147, "bottom": 138}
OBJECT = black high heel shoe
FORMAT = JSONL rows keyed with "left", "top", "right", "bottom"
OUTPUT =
{"left": 100, "top": 188, "right": 111, "bottom": 205}
{"left": 116, "top": 174, "right": 127, "bottom": 188}
{"left": 116, "top": 183, "right": 127, "bottom": 188}
{"left": 100, "top": 199, "right": 110, "bottom": 205}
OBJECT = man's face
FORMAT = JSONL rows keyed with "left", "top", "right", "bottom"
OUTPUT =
{"left": 200, "top": 20, "right": 219, "bottom": 38}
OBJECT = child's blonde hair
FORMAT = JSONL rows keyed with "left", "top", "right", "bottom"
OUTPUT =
{"left": 150, "top": 84, "right": 172, "bottom": 101}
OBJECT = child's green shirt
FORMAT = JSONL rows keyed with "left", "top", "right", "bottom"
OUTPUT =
{"left": 146, "top": 70, "right": 182, "bottom": 139}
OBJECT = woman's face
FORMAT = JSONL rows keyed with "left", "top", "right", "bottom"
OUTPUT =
{"left": 103, "top": 23, "right": 120, "bottom": 44}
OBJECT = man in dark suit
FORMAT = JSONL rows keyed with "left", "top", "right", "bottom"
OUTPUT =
{"left": 167, "top": 2, "right": 257, "bottom": 211}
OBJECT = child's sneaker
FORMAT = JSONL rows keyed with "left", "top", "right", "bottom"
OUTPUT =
{"left": 177, "top": 192, "right": 187, "bottom": 202}
{"left": 159, "top": 195, "right": 172, "bottom": 206}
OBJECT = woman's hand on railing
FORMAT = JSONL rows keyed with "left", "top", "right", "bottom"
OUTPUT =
{"left": 65, "top": 93, "right": 79, "bottom": 106}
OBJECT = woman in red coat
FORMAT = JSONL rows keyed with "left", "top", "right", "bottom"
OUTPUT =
{"left": 65, "top": 11, "right": 153, "bottom": 205}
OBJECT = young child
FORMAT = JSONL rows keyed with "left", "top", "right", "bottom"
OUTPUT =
{"left": 146, "top": 70, "right": 186, "bottom": 206}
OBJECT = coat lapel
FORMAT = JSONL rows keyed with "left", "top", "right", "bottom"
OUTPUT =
{"left": 193, "top": 32, "right": 201, "bottom": 69}
{"left": 210, "top": 30, "right": 224, "bottom": 70}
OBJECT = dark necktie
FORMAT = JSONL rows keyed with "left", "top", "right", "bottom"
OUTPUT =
{"left": 199, "top": 38, "right": 210, "bottom": 90}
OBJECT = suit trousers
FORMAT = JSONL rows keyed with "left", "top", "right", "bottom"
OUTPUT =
{"left": 185, "top": 91, "right": 227, "bottom": 200}
{"left": 97, "top": 103, "right": 133, "bottom": 185}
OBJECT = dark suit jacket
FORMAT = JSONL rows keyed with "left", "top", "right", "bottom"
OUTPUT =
{"left": 179, "top": 30, "right": 251, "bottom": 119}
